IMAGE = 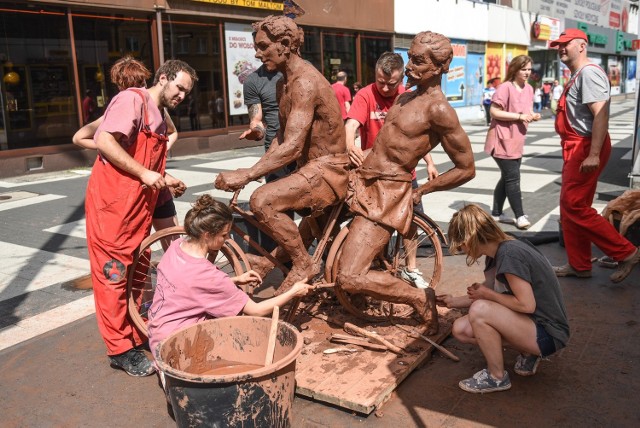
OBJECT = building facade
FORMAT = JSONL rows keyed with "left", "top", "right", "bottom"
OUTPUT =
{"left": 0, "top": 0, "right": 394, "bottom": 177}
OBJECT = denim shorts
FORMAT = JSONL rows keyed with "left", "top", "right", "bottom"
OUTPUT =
{"left": 153, "top": 197, "right": 177, "bottom": 219}
{"left": 536, "top": 323, "right": 557, "bottom": 357}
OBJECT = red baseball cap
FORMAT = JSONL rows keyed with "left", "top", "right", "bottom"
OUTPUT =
{"left": 550, "top": 29, "right": 588, "bottom": 48}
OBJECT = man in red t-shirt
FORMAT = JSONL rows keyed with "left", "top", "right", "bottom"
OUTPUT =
{"left": 331, "top": 71, "right": 352, "bottom": 121}
{"left": 345, "top": 52, "right": 438, "bottom": 288}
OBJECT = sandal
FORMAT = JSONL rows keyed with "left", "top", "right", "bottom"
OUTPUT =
{"left": 610, "top": 247, "right": 640, "bottom": 283}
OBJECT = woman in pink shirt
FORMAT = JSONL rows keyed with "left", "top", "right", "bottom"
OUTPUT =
{"left": 147, "top": 194, "right": 311, "bottom": 359}
{"left": 484, "top": 55, "right": 541, "bottom": 230}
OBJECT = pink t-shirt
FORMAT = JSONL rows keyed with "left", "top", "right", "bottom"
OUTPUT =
{"left": 331, "top": 82, "right": 352, "bottom": 120}
{"left": 147, "top": 238, "right": 249, "bottom": 358}
{"left": 484, "top": 81, "right": 534, "bottom": 160}
{"left": 95, "top": 88, "right": 167, "bottom": 153}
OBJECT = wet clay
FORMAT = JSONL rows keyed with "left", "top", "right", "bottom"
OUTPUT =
{"left": 214, "top": 15, "right": 349, "bottom": 293}
{"left": 336, "top": 31, "right": 477, "bottom": 335}
{"left": 198, "top": 360, "right": 263, "bottom": 376}
{"left": 602, "top": 189, "right": 640, "bottom": 236}
{"left": 156, "top": 316, "right": 303, "bottom": 427}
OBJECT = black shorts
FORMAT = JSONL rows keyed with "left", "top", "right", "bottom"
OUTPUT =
{"left": 153, "top": 197, "right": 177, "bottom": 219}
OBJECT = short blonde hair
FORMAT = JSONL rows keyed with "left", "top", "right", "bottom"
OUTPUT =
{"left": 447, "top": 204, "right": 513, "bottom": 266}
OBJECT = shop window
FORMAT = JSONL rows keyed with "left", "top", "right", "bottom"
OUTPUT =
{"left": 301, "top": 27, "right": 322, "bottom": 72}
{"left": 72, "top": 13, "right": 154, "bottom": 127}
{"left": 163, "top": 18, "right": 225, "bottom": 131}
{"left": 360, "top": 35, "right": 392, "bottom": 86}
{"left": 0, "top": 4, "right": 77, "bottom": 150}
{"left": 323, "top": 32, "right": 356, "bottom": 84}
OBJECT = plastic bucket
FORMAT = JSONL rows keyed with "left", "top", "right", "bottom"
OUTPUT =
{"left": 155, "top": 316, "right": 302, "bottom": 428}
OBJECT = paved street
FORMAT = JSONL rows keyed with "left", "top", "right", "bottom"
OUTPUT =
{"left": 0, "top": 98, "right": 638, "bottom": 427}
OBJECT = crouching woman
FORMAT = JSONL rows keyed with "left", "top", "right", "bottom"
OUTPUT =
{"left": 439, "top": 204, "right": 569, "bottom": 393}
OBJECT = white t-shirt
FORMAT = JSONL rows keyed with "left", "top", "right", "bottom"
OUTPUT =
{"left": 552, "top": 84, "right": 564, "bottom": 101}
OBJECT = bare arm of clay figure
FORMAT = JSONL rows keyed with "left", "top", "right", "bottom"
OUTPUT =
{"left": 215, "top": 79, "right": 312, "bottom": 191}
{"left": 72, "top": 116, "right": 104, "bottom": 150}
{"left": 412, "top": 107, "right": 475, "bottom": 204}
{"left": 96, "top": 130, "right": 165, "bottom": 189}
{"left": 239, "top": 103, "right": 266, "bottom": 141}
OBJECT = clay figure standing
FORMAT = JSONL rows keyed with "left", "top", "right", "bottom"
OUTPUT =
{"left": 336, "top": 31, "right": 475, "bottom": 334}
{"left": 214, "top": 15, "right": 349, "bottom": 292}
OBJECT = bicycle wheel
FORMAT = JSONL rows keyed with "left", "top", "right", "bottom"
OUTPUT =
{"left": 326, "top": 215, "right": 443, "bottom": 322}
{"left": 127, "top": 226, "right": 246, "bottom": 337}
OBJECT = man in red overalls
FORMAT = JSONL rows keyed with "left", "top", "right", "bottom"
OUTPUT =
{"left": 550, "top": 29, "right": 639, "bottom": 283}
{"left": 86, "top": 60, "right": 197, "bottom": 376}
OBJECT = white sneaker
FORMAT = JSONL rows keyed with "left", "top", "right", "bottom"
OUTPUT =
{"left": 492, "top": 214, "right": 514, "bottom": 224}
{"left": 399, "top": 267, "right": 430, "bottom": 289}
{"left": 516, "top": 215, "right": 531, "bottom": 230}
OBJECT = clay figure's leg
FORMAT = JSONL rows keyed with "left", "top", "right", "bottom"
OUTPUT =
{"left": 250, "top": 172, "right": 337, "bottom": 294}
{"left": 336, "top": 216, "right": 438, "bottom": 334}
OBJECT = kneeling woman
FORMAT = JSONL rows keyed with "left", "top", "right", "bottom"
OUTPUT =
{"left": 439, "top": 204, "right": 569, "bottom": 393}
{"left": 148, "top": 194, "right": 311, "bottom": 359}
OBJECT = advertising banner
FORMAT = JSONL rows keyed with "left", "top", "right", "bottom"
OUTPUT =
{"left": 485, "top": 43, "right": 504, "bottom": 84}
{"left": 224, "top": 22, "right": 263, "bottom": 116}
{"left": 465, "top": 53, "right": 484, "bottom": 107}
{"left": 445, "top": 42, "right": 467, "bottom": 107}
{"left": 528, "top": 0, "right": 629, "bottom": 31}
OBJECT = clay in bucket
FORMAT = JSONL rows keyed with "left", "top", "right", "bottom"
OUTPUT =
{"left": 155, "top": 316, "right": 302, "bottom": 428}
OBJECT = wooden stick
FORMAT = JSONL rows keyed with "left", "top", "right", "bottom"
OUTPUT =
{"left": 394, "top": 323, "right": 460, "bottom": 362}
{"left": 264, "top": 306, "right": 280, "bottom": 366}
{"left": 330, "top": 334, "right": 389, "bottom": 352}
{"left": 343, "top": 322, "right": 404, "bottom": 354}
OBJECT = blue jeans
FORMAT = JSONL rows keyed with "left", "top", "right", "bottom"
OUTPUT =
{"left": 491, "top": 156, "right": 524, "bottom": 218}
{"left": 536, "top": 323, "right": 557, "bottom": 357}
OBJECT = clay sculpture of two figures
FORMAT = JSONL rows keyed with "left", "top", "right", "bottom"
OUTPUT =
{"left": 215, "top": 16, "right": 475, "bottom": 335}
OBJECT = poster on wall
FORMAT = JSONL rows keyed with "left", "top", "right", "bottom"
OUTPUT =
{"left": 625, "top": 57, "right": 636, "bottom": 93}
{"left": 465, "top": 53, "right": 484, "bottom": 107}
{"left": 445, "top": 42, "right": 467, "bottom": 107}
{"left": 485, "top": 43, "right": 504, "bottom": 84}
{"left": 224, "top": 22, "right": 262, "bottom": 116}
{"left": 608, "top": 57, "right": 622, "bottom": 96}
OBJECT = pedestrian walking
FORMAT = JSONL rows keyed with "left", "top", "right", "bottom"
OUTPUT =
{"left": 484, "top": 55, "right": 540, "bottom": 230}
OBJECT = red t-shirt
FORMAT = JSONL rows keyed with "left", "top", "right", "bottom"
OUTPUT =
{"left": 347, "top": 83, "right": 405, "bottom": 150}
{"left": 331, "top": 82, "right": 352, "bottom": 120}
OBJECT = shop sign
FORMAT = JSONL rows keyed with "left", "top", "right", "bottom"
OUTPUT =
{"left": 192, "top": 0, "right": 283, "bottom": 11}
{"left": 528, "top": 0, "right": 629, "bottom": 31}
{"left": 577, "top": 22, "right": 608, "bottom": 46}
{"left": 531, "top": 16, "right": 560, "bottom": 41}
{"left": 632, "top": 39, "right": 640, "bottom": 50}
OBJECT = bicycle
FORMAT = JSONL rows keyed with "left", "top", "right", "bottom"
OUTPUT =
{"left": 127, "top": 189, "right": 447, "bottom": 336}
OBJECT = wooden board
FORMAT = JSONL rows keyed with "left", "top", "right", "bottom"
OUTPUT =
{"left": 294, "top": 305, "right": 459, "bottom": 415}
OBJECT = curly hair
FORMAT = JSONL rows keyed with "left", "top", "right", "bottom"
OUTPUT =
{"left": 110, "top": 56, "right": 151, "bottom": 91}
{"left": 414, "top": 31, "right": 453, "bottom": 74}
{"left": 153, "top": 59, "right": 199, "bottom": 86}
{"left": 252, "top": 15, "right": 304, "bottom": 54}
{"left": 183, "top": 194, "right": 233, "bottom": 240}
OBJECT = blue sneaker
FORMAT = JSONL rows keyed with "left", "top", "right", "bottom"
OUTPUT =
{"left": 514, "top": 354, "right": 541, "bottom": 376}
{"left": 459, "top": 369, "right": 511, "bottom": 394}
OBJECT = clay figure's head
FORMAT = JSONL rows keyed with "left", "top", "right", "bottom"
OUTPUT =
{"left": 184, "top": 194, "right": 233, "bottom": 253}
{"left": 252, "top": 15, "right": 304, "bottom": 72}
{"left": 153, "top": 59, "right": 198, "bottom": 110}
{"left": 405, "top": 31, "right": 453, "bottom": 89}
{"left": 374, "top": 52, "right": 404, "bottom": 98}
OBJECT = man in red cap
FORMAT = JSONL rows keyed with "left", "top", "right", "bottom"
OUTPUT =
{"left": 550, "top": 29, "right": 640, "bottom": 282}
